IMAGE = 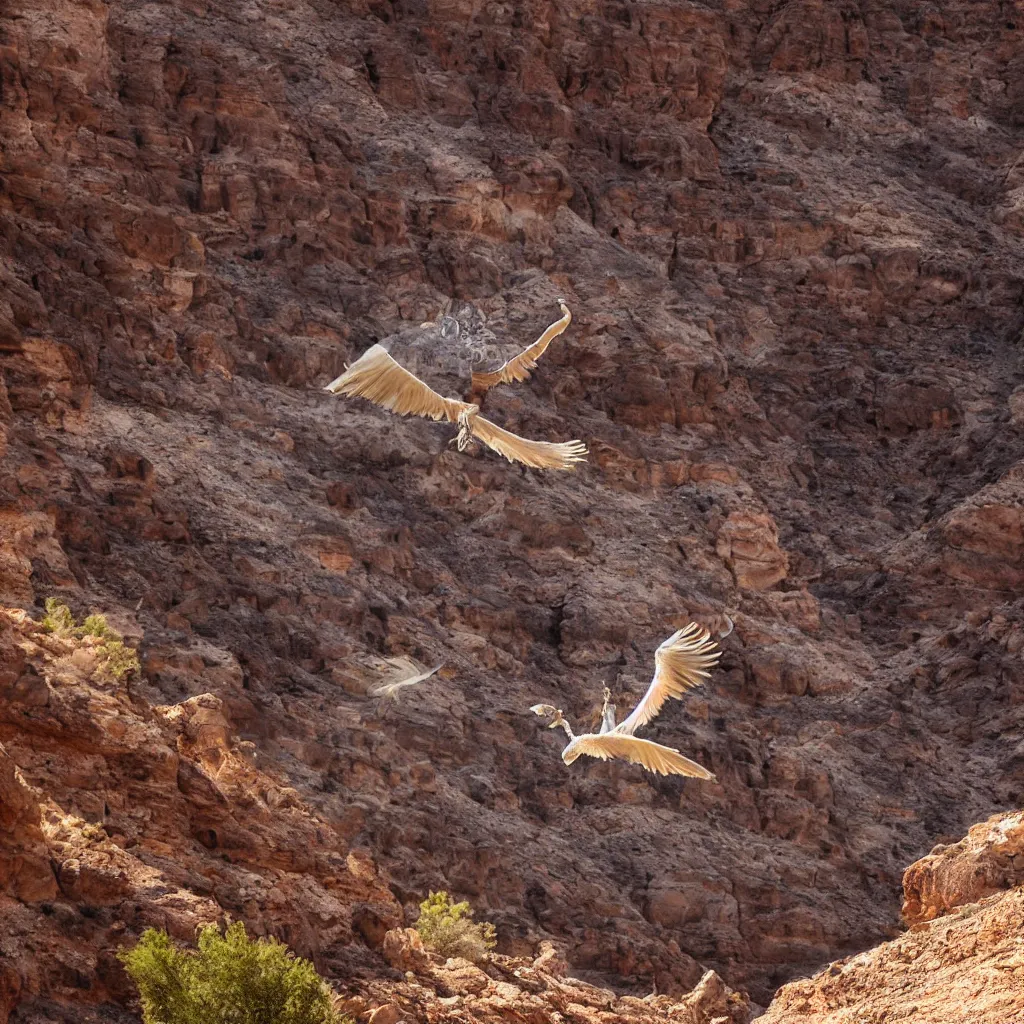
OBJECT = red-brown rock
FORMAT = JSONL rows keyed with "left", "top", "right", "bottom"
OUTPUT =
{"left": 4, "top": 0, "right": 1024, "bottom": 1019}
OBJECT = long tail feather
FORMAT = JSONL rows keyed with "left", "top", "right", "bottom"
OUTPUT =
{"left": 470, "top": 414, "right": 587, "bottom": 471}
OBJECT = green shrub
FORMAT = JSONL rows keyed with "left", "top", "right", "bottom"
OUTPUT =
{"left": 38, "top": 600, "right": 140, "bottom": 681}
{"left": 79, "top": 613, "right": 115, "bottom": 638}
{"left": 414, "top": 891, "right": 496, "bottom": 962}
{"left": 41, "top": 597, "right": 76, "bottom": 636}
{"left": 78, "top": 611, "right": 141, "bottom": 680}
{"left": 119, "top": 922, "right": 344, "bottom": 1024}
{"left": 95, "top": 637, "right": 141, "bottom": 681}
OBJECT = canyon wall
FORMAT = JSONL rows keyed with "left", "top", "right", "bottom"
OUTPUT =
{"left": 762, "top": 810, "right": 1024, "bottom": 1023}
{"left": 3, "top": 0, "right": 1024, "bottom": 1018}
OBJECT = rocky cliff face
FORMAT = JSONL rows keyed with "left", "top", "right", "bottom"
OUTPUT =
{"left": 344, "top": 931, "right": 752, "bottom": 1024}
{"left": 761, "top": 810, "right": 1024, "bottom": 1024}
{"left": 3, "top": 0, "right": 1024, "bottom": 1019}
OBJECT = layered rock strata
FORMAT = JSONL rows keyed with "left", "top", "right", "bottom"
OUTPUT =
{"left": 4, "top": 0, "right": 1024, "bottom": 1018}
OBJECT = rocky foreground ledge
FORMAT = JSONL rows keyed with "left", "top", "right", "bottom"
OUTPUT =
{"left": 344, "top": 811, "right": 1024, "bottom": 1024}
{"left": 759, "top": 811, "right": 1024, "bottom": 1024}
{"left": 342, "top": 931, "right": 751, "bottom": 1024}
{"left": 3, "top": 597, "right": 1023, "bottom": 1024}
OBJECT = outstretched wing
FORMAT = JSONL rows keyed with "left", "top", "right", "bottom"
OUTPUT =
{"left": 470, "top": 414, "right": 587, "bottom": 471}
{"left": 565, "top": 733, "right": 714, "bottom": 779}
{"left": 471, "top": 302, "right": 572, "bottom": 392}
{"left": 371, "top": 663, "right": 442, "bottom": 699}
{"left": 325, "top": 345, "right": 469, "bottom": 423}
{"left": 614, "top": 623, "right": 720, "bottom": 736}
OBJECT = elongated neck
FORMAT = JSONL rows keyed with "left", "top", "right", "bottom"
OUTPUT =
{"left": 553, "top": 713, "right": 575, "bottom": 741}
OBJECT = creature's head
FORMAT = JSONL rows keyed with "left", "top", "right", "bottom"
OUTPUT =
{"left": 434, "top": 301, "right": 498, "bottom": 362}
{"left": 530, "top": 704, "right": 575, "bottom": 742}
{"left": 530, "top": 704, "right": 571, "bottom": 730}
{"left": 438, "top": 315, "right": 461, "bottom": 340}
{"left": 529, "top": 703, "right": 560, "bottom": 725}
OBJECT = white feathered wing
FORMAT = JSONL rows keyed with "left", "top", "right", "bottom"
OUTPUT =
{"left": 562, "top": 732, "right": 715, "bottom": 779}
{"left": 613, "top": 623, "right": 721, "bottom": 736}
{"left": 471, "top": 302, "right": 572, "bottom": 391}
{"left": 325, "top": 345, "right": 587, "bottom": 471}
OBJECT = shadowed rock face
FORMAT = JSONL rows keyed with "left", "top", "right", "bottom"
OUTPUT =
{"left": 3, "top": 0, "right": 1024, "bottom": 1018}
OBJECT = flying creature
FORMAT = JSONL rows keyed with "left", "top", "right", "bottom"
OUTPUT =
{"left": 530, "top": 624, "right": 721, "bottom": 779}
{"left": 324, "top": 301, "right": 587, "bottom": 471}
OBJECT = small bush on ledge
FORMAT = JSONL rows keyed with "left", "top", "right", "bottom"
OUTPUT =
{"left": 414, "top": 890, "right": 497, "bottom": 963}
{"left": 119, "top": 921, "right": 344, "bottom": 1024}
{"left": 95, "top": 634, "right": 141, "bottom": 681}
{"left": 41, "top": 597, "right": 76, "bottom": 636}
{"left": 40, "top": 599, "right": 140, "bottom": 681}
